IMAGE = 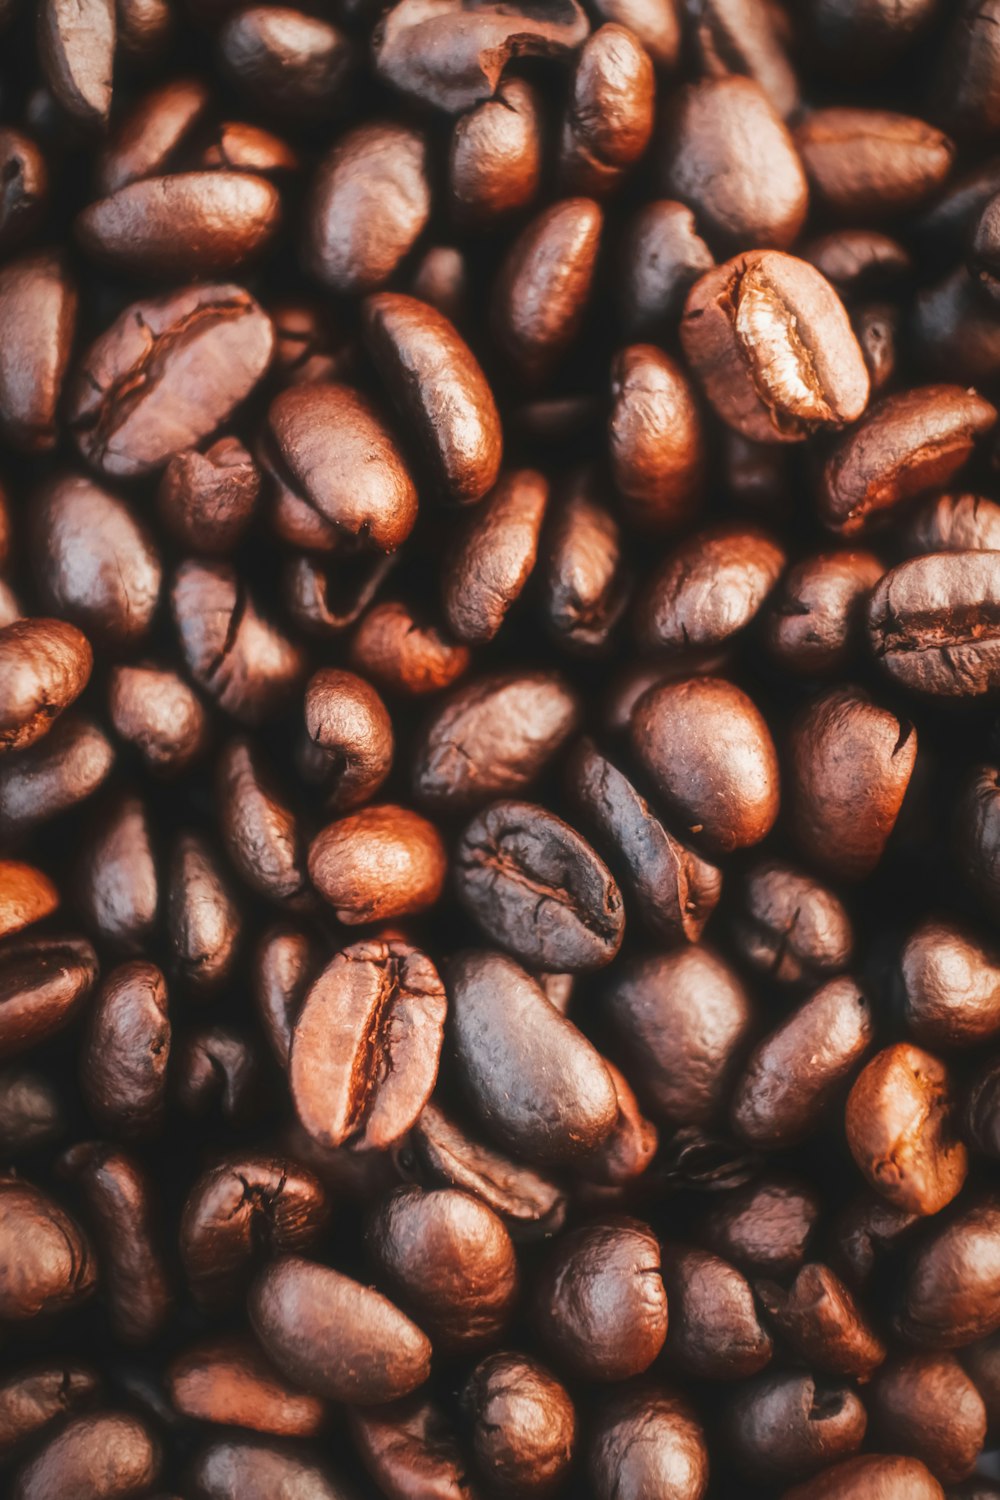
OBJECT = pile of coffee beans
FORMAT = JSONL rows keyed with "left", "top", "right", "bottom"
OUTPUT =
{"left": 5, "top": 0, "right": 1000, "bottom": 1495}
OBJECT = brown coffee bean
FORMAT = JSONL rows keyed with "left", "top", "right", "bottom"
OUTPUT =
{"left": 447, "top": 948, "right": 618, "bottom": 1163}
{"left": 284, "top": 551, "right": 397, "bottom": 639}
{"left": 756, "top": 1262, "right": 886, "bottom": 1380}
{"left": 76, "top": 791, "right": 158, "bottom": 952}
{"left": 794, "top": 110, "right": 954, "bottom": 219}
{"left": 681, "top": 251, "right": 869, "bottom": 445}
{"left": 832, "top": 1192, "right": 919, "bottom": 1291}
{"left": 0, "top": 252, "right": 76, "bottom": 452}
{"left": 869, "top": 1353, "right": 986, "bottom": 1483}
{"left": 536, "top": 1217, "right": 668, "bottom": 1380}
{"left": 846, "top": 1044, "right": 968, "bottom": 1216}
{"left": 59, "top": 1142, "right": 171, "bottom": 1345}
{"left": 733, "top": 860, "right": 853, "bottom": 987}
{"left": 115, "top": 0, "right": 172, "bottom": 63}
{"left": 174, "top": 1023, "right": 265, "bottom": 1126}
{"left": 364, "top": 292, "right": 502, "bottom": 505}
{"left": 350, "top": 1395, "right": 470, "bottom": 1500}
{"left": 662, "top": 1244, "right": 773, "bottom": 1379}
{"left": 372, "top": 0, "right": 589, "bottom": 113}
{"left": 350, "top": 600, "right": 470, "bottom": 697}
{"left": 910, "top": 266, "right": 1000, "bottom": 386}
{"left": 818, "top": 386, "right": 997, "bottom": 535}
{"left": 0, "top": 1364, "right": 99, "bottom": 1463}
{"left": 588, "top": 1386, "right": 709, "bottom": 1500}
{"left": 97, "top": 78, "right": 209, "bottom": 195}
{"left": 630, "top": 676, "right": 780, "bottom": 853}
{"left": 803, "top": 228, "right": 912, "bottom": 296}
{"left": 605, "top": 946, "right": 752, "bottom": 1125}
{"left": 188, "top": 1436, "right": 345, "bottom": 1500}
{"left": 37, "top": 0, "right": 115, "bottom": 128}
{"left": 218, "top": 7, "right": 356, "bottom": 120}
{"left": 635, "top": 523, "right": 785, "bottom": 653}
{"left": 291, "top": 939, "right": 445, "bottom": 1151}
{"left": 732, "top": 977, "right": 873, "bottom": 1148}
{"left": 158, "top": 437, "right": 260, "bottom": 554}
{"left": 702, "top": 1176, "right": 821, "bottom": 1278}
{"left": 307, "top": 122, "right": 429, "bottom": 294}
{"left": 12, "top": 1413, "right": 160, "bottom": 1500}
{"left": 898, "top": 919, "right": 1000, "bottom": 1048}
{"left": 449, "top": 77, "right": 543, "bottom": 230}
{"left": 957, "top": 765, "right": 1000, "bottom": 921}
{"left": 576, "top": 1058, "right": 659, "bottom": 1188}
{"left": 661, "top": 77, "right": 808, "bottom": 251}
{"left": 166, "top": 832, "right": 240, "bottom": 993}
{"left": 906, "top": 494, "right": 1000, "bottom": 555}
{"left": 766, "top": 550, "right": 883, "bottom": 676}
{"left": 0, "top": 862, "right": 58, "bottom": 942}
{"left": 782, "top": 1454, "right": 945, "bottom": 1500}
{"left": 609, "top": 344, "right": 705, "bottom": 531}
{"left": 492, "top": 199, "right": 603, "bottom": 384}
{"left": 68, "top": 283, "right": 274, "bottom": 479}
{"left": 308, "top": 806, "right": 446, "bottom": 924}
{"left": 787, "top": 685, "right": 916, "bottom": 880}
{"left": 80, "top": 961, "right": 169, "bottom": 1138}
{"left": 301, "top": 667, "right": 392, "bottom": 813}
{"left": 108, "top": 664, "right": 208, "bottom": 777}
{"left": 442, "top": 469, "right": 548, "bottom": 644}
{"left": 413, "top": 671, "right": 579, "bottom": 812}
{"left": 0, "top": 934, "right": 97, "bottom": 1061}
{"left": 217, "top": 738, "right": 307, "bottom": 906}
{"left": 897, "top": 1200, "right": 1000, "bottom": 1349}
{"left": 463, "top": 1351, "right": 575, "bottom": 1498}
{"left": 964, "top": 1335, "right": 1000, "bottom": 1426}
{"left": 0, "top": 716, "right": 114, "bottom": 844}
{"left": 252, "top": 926, "right": 317, "bottom": 1070}
{"left": 723, "top": 1372, "right": 867, "bottom": 1484}
{"left": 0, "top": 617, "right": 92, "bottom": 756}
{"left": 0, "top": 1176, "right": 96, "bottom": 1321}
{"left": 0, "top": 130, "right": 48, "bottom": 254}
{"left": 367, "top": 1184, "right": 518, "bottom": 1353}
{"left": 932, "top": 0, "right": 1000, "bottom": 141}
{"left": 617, "top": 199, "right": 715, "bottom": 340}
{"left": 167, "top": 1336, "right": 325, "bottom": 1437}
{"left": 250, "top": 1255, "right": 431, "bottom": 1404}
{"left": 854, "top": 299, "right": 898, "bottom": 393}
{"left": 541, "top": 470, "right": 629, "bottom": 655}
{"left": 868, "top": 552, "right": 1000, "bottom": 698}
{"left": 689, "top": 0, "right": 798, "bottom": 116}
{"left": 558, "top": 24, "right": 656, "bottom": 196}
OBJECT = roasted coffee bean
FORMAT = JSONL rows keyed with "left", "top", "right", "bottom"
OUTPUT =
{"left": 782, "top": 1454, "right": 945, "bottom": 1500}
{"left": 492, "top": 199, "right": 603, "bottom": 384}
{"left": 167, "top": 1336, "right": 325, "bottom": 1437}
{"left": 630, "top": 676, "right": 780, "bottom": 853}
{"left": 868, "top": 1353, "right": 986, "bottom": 1483}
{"left": 722, "top": 1372, "right": 867, "bottom": 1483}
{"left": 0, "top": 1363, "right": 99, "bottom": 1462}
{"left": 367, "top": 1184, "right": 518, "bottom": 1353}
{"left": 0, "top": 716, "right": 114, "bottom": 843}
{"left": 0, "top": 934, "right": 98, "bottom": 1061}
{"left": 108, "top": 664, "right": 208, "bottom": 777}
{"left": 0, "top": 130, "right": 48, "bottom": 254}
{"left": 0, "top": 1066, "right": 64, "bottom": 1154}
{"left": 76, "top": 791, "right": 158, "bottom": 952}
{"left": 609, "top": 343, "right": 705, "bottom": 532}
{"left": 766, "top": 550, "right": 883, "bottom": 676}
{"left": 787, "top": 685, "right": 916, "bottom": 880}
{"left": 442, "top": 469, "right": 548, "bottom": 644}
{"left": 794, "top": 110, "right": 954, "bottom": 220}
{"left": 253, "top": 926, "right": 317, "bottom": 1069}
{"left": 284, "top": 551, "right": 398, "bottom": 637}
{"left": 868, "top": 552, "right": 1000, "bottom": 698}
{"left": 617, "top": 199, "right": 715, "bottom": 339}
{"left": 463, "top": 1351, "right": 575, "bottom": 1498}
{"left": 681, "top": 251, "right": 869, "bottom": 444}
{"left": 689, "top": 0, "right": 797, "bottom": 115}
{"left": 896, "top": 1200, "right": 1000, "bottom": 1348}
{"left": 535, "top": 1217, "right": 668, "bottom": 1380}
{"left": 350, "top": 600, "right": 470, "bottom": 696}
{"left": 732, "top": 860, "right": 854, "bottom": 986}
{"left": 174, "top": 1023, "right": 265, "bottom": 1125}
{"left": 449, "top": 76, "right": 543, "bottom": 229}
{"left": 635, "top": 523, "right": 784, "bottom": 653}
{"left": 907, "top": 493, "right": 1000, "bottom": 554}
{"left": 756, "top": 1262, "right": 886, "bottom": 1379}
{"left": 576, "top": 1058, "right": 659, "bottom": 1187}
{"left": 302, "top": 667, "right": 393, "bottom": 812}
{"left": 350, "top": 1394, "right": 471, "bottom": 1500}
{"left": 846, "top": 1044, "right": 968, "bottom": 1216}
{"left": 661, "top": 77, "right": 808, "bottom": 251}
{"left": 956, "top": 765, "right": 1000, "bottom": 921}
{"left": 218, "top": 7, "right": 356, "bottom": 121}
{"left": 0, "top": 862, "right": 57, "bottom": 941}
{"left": 217, "top": 738, "right": 307, "bottom": 906}
{"left": 166, "top": 832, "right": 241, "bottom": 992}
{"left": 558, "top": 24, "right": 656, "bottom": 196}
{"left": 96, "top": 78, "right": 209, "bottom": 195}
{"left": 0, "top": 1175, "right": 96, "bottom": 1321}
{"left": 702, "top": 1175, "right": 821, "bottom": 1278}
{"left": 37, "top": 0, "right": 114, "bottom": 128}
{"left": 158, "top": 437, "right": 260, "bottom": 554}
{"left": 11, "top": 1412, "right": 160, "bottom": 1500}
{"left": 832, "top": 1192, "right": 919, "bottom": 1290}
{"left": 819, "top": 386, "right": 997, "bottom": 535}
{"left": 80, "top": 961, "right": 169, "bottom": 1138}
{"left": 898, "top": 918, "right": 1000, "bottom": 1048}
{"left": 606, "top": 946, "right": 752, "bottom": 1125}
{"left": 541, "top": 472, "right": 629, "bottom": 654}
{"left": 662, "top": 1243, "right": 772, "bottom": 1380}
{"left": 0, "top": 617, "right": 92, "bottom": 755}
{"left": 290, "top": 939, "right": 445, "bottom": 1151}
{"left": 932, "top": 0, "right": 1000, "bottom": 141}
{"left": 364, "top": 292, "right": 502, "bottom": 505}
{"left": 588, "top": 1386, "right": 709, "bottom": 1500}
{"left": 250, "top": 1254, "right": 431, "bottom": 1404}
{"left": 68, "top": 284, "right": 274, "bottom": 479}
{"left": 447, "top": 948, "right": 618, "bottom": 1163}
{"left": 803, "top": 227, "right": 912, "bottom": 295}
{"left": 188, "top": 1436, "right": 345, "bottom": 1500}
{"left": 308, "top": 805, "right": 446, "bottom": 924}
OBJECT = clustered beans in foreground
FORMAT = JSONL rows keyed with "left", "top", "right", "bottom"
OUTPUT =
{"left": 7, "top": 5, "right": 1000, "bottom": 1500}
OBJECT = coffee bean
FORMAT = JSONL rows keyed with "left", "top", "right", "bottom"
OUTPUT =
{"left": 158, "top": 437, "right": 260, "bottom": 554}
{"left": 80, "top": 961, "right": 169, "bottom": 1138}
{"left": 0, "top": 716, "right": 115, "bottom": 843}
{"left": 11, "top": 1412, "right": 160, "bottom": 1500}
{"left": 618, "top": 199, "right": 715, "bottom": 339}
{"left": 301, "top": 667, "right": 393, "bottom": 813}
{"left": 898, "top": 918, "right": 1000, "bottom": 1047}
{"left": 832, "top": 1192, "right": 919, "bottom": 1290}
{"left": 350, "top": 1395, "right": 471, "bottom": 1500}
{"left": 756, "top": 1262, "right": 886, "bottom": 1379}
{"left": 868, "top": 1352, "right": 986, "bottom": 1483}
{"left": 782, "top": 1454, "right": 945, "bottom": 1500}
{"left": 662, "top": 1244, "right": 772, "bottom": 1379}
{"left": 794, "top": 109, "right": 954, "bottom": 220}
{"left": 702, "top": 1176, "right": 821, "bottom": 1278}
{"left": 0, "top": 861, "right": 57, "bottom": 942}
{"left": 733, "top": 859, "right": 854, "bottom": 986}
{"left": 576, "top": 1058, "right": 659, "bottom": 1187}
{"left": 689, "top": 0, "right": 799, "bottom": 117}
{"left": 723, "top": 1372, "right": 868, "bottom": 1484}
{"left": 166, "top": 832, "right": 241, "bottom": 993}
{"left": 0, "top": 618, "right": 92, "bottom": 756}
{"left": 956, "top": 765, "right": 1000, "bottom": 921}
{"left": 175, "top": 1023, "right": 265, "bottom": 1126}
{"left": 932, "top": 0, "right": 1000, "bottom": 141}
{"left": 108, "top": 665, "right": 208, "bottom": 777}
{"left": 167, "top": 1336, "right": 325, "bottom": 1437}
{"left": 609, "top": 344, "right": 705, "bottom": 531}
{"left": 0, "top": 252, "right": 76, "bottom": 452}
{"left": 0, "top": 1364, "right": 99, "bottom": 1463}
{"left": 588, "top": 1387, "right": 708, "bottom": 1500}
{"left": 766, "top": 550, "right": 883, "bottom": 676}
{"left": 442, "top": 469, "right": 548, "bottom": 644}
{"left": 0, "top": 934, "right": 97, "bottom": 1061}
{"left": 218, "top": 7, "right": 356, "bottom": 121}
{"left": 77, "top": 791, "right": 158, "bottom": 952}
{"left": 803, "top": 227, "right": 912, "bottom": 295}
{"left": 308, "top": 805, "right": 446, "bottom": 924}
{"left": 0, "top": 129, "right": 48, "bottom": 254}
{"left": 449, "top": 76, "right": 543, "bottom": 229}
{"left": 0, "top": 1176, "right": 97, "bottom": 1321}
{"left": 285, "top": 549, "right": 399, "bottom": 636}
{"left": 868, "top": 551, "right": 1000, "bottom": 697}
{"left": 540, "top": 470, "right": 629, "bottom": 654}
{"left": 492, "top": 199, "right": 603, "bottom": 384}
{"left": 463, "top": 1350, "right": 575, "bottom": 1498}
{"left": 188, "top": 1436, "right": 346, "bottom": 1500}
{"left": 558, "top": 25, "right": 656, "bottom": 197}
{"left": 217, "top": 739, "right": 307, "bottom": 906}
{"left": 897, "top": 1200, "right": 1000, "bottom": 1348}
{"left": 350, "top": 600, "right": 470, "bottom": 696}
{"left": 635, "top": 523, "right": 785, "bottom": 653}
{"left": 37, "top": 0, "right": 115, "bottom": 128}
{"left": 96, "top": 78, "right": 209, "bottom": 195}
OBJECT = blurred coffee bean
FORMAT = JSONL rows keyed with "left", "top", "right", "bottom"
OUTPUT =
{"left": 0, "top": 934, "right": 97, "bottom": 1061}
{"left": 80, "top": 961, "right": 169, "bottom": 1138}
{"left": 898, "top": 918, "right": 1000, "bottom": 1048}
{"left": 0, "top": 1066, "right": 64, "bottom": 1154}
{"left": 0, "top": 861, "right": 57, "bottom": 941}
{"left": 0, "top": 618, "right": 92, "bottom": 756}
{"left": 0, "top": 1176, "right": 96, "bottom": 1321}
{"left": 906, "top": 493, "right": 1000, "bottom": 554}
{"left": 218, "top": 6, "right": 356, "bottom": 120}
{"left": 187, "top": 1436, "right": 346, "bottom": 1500}
{"left": 350, "top": 600, "right": 470, "bottom": 696}
{"left": 732, "top": 860, "right": 853, "bottom": 986}
{"left": 868, "top": 1353, "right": 986, "bottom": 1483}
{"left": 897, "top": 1200, "right": 1000, "bottom": 1348}
{"left": 803, "top": 228, "right": 912, "bottom": 295}
{"left": 932, "top": 0, "right": 1000, "bottom": 142}
{"left": 558, "top": 24, "right": 656, "bottom": 196}
{"left": 166, "top": 832, "right": 240, "bottom": 993}
{"left": 11, "top": 1412, "right": 160, "bottom": 1500}
{"left": 0, "top": 716, "right": 115, "bottom": 844}
{"left": 794, "top": 110, "right": 954, "bottom": 220}
{"left": 782, "top": 1454, "right": 945, "bottom": 1499}
{"left": 609, "top": 344, "right": 705, "bottom": 531}
{"left": 0, "top": 130, "right": 48, "bottom": 254}
{"left": 618, "top": 199, "right": 714, "bottom": 340}
{"left": 350, "top": 1394, "right": 469, "bottom": 1500}
{"left": 0, "top": 1363, "right": 99, "bottom": 1463}
{"left": 167, "top": 1336, "right": 325, "bottom": 1437}
{"left": 37, "top": 0, "right": 115, "bottom": 128}
{"left": 108, "top": 664, "right": 208, "bottom": 777}
{"left": 0, "top": 252, "right": 76, "bottom": 452}
{"left": 76, "top": 791, "right": 158, "bottom": 952}
{"left": 158, "top": 437, "right": 260, "bottom": 553}
{"left": 832, "top": 1192, "right": 920, "bottom": 1290}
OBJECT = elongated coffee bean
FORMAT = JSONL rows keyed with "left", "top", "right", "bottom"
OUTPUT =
{"left": 868, "top": 552, "right": 1000, "bottom": 697}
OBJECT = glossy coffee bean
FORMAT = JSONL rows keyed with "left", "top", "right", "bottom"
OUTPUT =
{"left": 868, "top": 552, "right": 1000, "bottom": 698}
{"left": 350, "top": 600, "right": 470, "bottom": 697}
{"left": 766, "top": 550, "right": 883, "bottom": 676}
{"left": 898, "top": 919, "right": 1000, "bottom": 1048}
{"left": 0, "top": 130, "right": 47, "bottom": 255}
{"left": 702, "top": 1176, "right": 821, "bottom": 1279}
{"left": 832, "top": 1192, "right": 919, "bottom": 1290}
{"left": 0, "top": 1363, "right": 99, "bottom": 1463}
{"left": 956, "top": 766, "right": 1000, "bottom": 921}
{"left": 37, "top": 0, "right": 114, "bottom": 128}
{"left": 0, "top": 934, "right": 97, "bottom": 1061}
{"left": 302, "top": 667, "right": 393, "bottom": 812}
{"left": 108, "top": 664, "right": 208, "bottom": 777}
{"left": 661, "top": 1244, "right": 772, "bottom": 1380}
{"left": 167, "top": 1336, "right": 325, "bottom": 1437}
{"left": 635, "top": 523, "right": 785, "bottom": 653}
{"left": 588, "top": 1386, "right": 709, "bottom": 1500}
{"left": 158, "top": 437, "right": 260, "bottom": 554}
{"left": 76, "top": 791, "right": 158, "bottom": 952}
{"left": 308, "top": 805, "right": 446, "bottom": 924}
{"left": 188, "top": 1436, "right": 345, "bottom": 1500}
{"left": 350, "top": 1395, "right": 470, "bottom": 1500}
{"left": 80, "top": 961, "right": 169, "bottom": 1138}
{"left": 558, "top": 24, "right": 656, "bottom": 196}
{"left": 897, "top": 1201, "right": 1000, "bottom": 1348}
{"left": 756, "top": 1262, "right": 886, "bottom": 1380}
{"left": 0, "top": 1176, "right": 96, "bottom": 1321}
{"left": 166, "top": 832, "right": 241, "bottom": 993}
{"left": 442, "top": 469, "right": 547, "bottom": 644}
{"left": 0, "top": 716, "right": 114, "bottom": 843}
{"left": 781, "top": 1453, "right": 945, "bottom": 1500}
{"left": 723, "top": 1372, "right": 867, "bottom": 1483}
{"left": 0, "top": 617, "right": 92, "bottom": 755}
{"left": 733, "top": 860, "right": 853, "bottom": 986}
{"left": 0, "top": 862, "right": 57, "bottom": 942}
{"left": 617, "top": 199, "right": 714, "bottom": 339}
{"left": 492, "top": 199, "right": 603, "bottom": 384}
{"left": 217, "top": 738, "right": 307, "bottom": 906}
{"left": 449, "top": 76, "right": 543, "bottom": 229}
{"left": 906, "top": 493, "right": 1000, "bottom": 555}
{"left": 868, "top": 1353, "right": 986, "bottom": 1483}
{"left": 576, "top": 1058, "right": 659, "bottom": 1188}
{"left": 794, "top": 109, "right": 954, "bottom": 220}
{"left": 463, "top": 1351, "right": 575, "bottom": 1498}
{"left": 11, "top": 1412, "right": 160, "bottom": 1500}
{"left": 218, "top": 6, "right": 355, "bottom": 121}
{"left": 609, "top": 344, "right": 705, "bottom": 532}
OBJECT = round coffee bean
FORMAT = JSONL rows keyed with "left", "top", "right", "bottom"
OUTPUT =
{"left": 463, "top": 1351, "right": 575, "bottom": 1499}
{"left": 449, "top": 76, "right": 543, "bottom": 229}
{"left": 0, "top": 617, "right": 92, "bottom": 755}
{"left": 609, "top": 344, "right": 705, "bottom": 532}
{"left": 588, "top": 1386, "right": 708, "bottom": 1500}
{"left": 11, "top": 1412, "right": 160, "bottom": 1500}
{"left": 755, "top": 1262, "right": 885, "bottom": 1379}
{"left": 662, "top": 1244, "right": 773, "bottom": 1379}
{"left": 733, "top": 860, "right": 854, "bottom": 986}
{"left": 0, "top": 1176, "right": 96, "bottom": 1321}
{"left": 308, "top": 805, "right": 446, "bottom": 924}
{"left": 868, "top": 552, "right": 1000, "bottom": 697}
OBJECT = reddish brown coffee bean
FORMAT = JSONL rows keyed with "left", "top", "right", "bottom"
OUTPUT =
{"left": 302, "top": 668, "right": 393, "bottom": 813}
{"left": 308, "top": 806, "right": 446, "bottom": 924}
{"left": 787, "top": 686, "right": 916, "bottom": 880}
{"left": 0, "top": 716, "right": 114, "bottom": 843}
{"left": 218, "top": 6, "right": 356, "bottom": 120}
{"left": 906, "top": 493, "right": 1000, "bottom": 554}
{"left": 291, "top": 939, "right": 445, "bottom": 1151}
{"left": 536, "top": 1217, "right": 668, "bottom": 1380}
{"left": 0, "top": 252, "right": 76, "bottom": 453}
{"left": 846, "top": 1044, "right": 968, "bottom": 1216}
{"left": 37, "top": 0, "right": 114, "bottom": 128}
{"left": 0, "top": 617, "right": 92, "bottom": 756}
{"left": 367, "top": 1185, "right": 518, "bottom": 1353}
{"left": 819, "top": 386, "right": 997, "bottom": 535}
{"left": 68, "top": 284, "right": 274, "bottom": 479}
{"left": 59, "top": 1142, "right": 171, "bottom": 1345}
{"left": 575, "top": 1059, "right": 659, "bottom": 1188}
{"left": 0, "top": 863, "right": 58, "bottom": 942}
{"left": 449, "top": 77, "right": 543, "bottom": 229}
{"left": 158, "top": 437, "right": 260, "bottom": 554}
{"left": 702, "top": 1176, "right": 821, "bottom": 1278}
{"left": 766, "top": 550, "right": 883, "bottom": 676}
{"left": 463, "top": 1357, "right": 574, "bottom": 1498}
{"left": 0, "top": 130, "right": 48, "bottom": 254}
{"left": 630, "top": 676, "right": 780, "bottom": 853}
{"left": 782, "top": 1454, "right": 945, "bottom": 1500}
{"left": 724, "top": 1372, "right": 867, "bottom": 1484}
{"left": 0, "top": 1176, "right": 96, "bottom": 1321}
{"left": 605, "top": 946, "right": 752, "bottom": 1125}
{"left": 558, "top": 24, "right": 656, "bottom": 196}
{"left": 618, "top": 199, "right": 715, "bottom": 340}
{"left": 114, "top": 0, "right": 172, "bottom": 64}
{"left": 350, "top": 1395, "right": 471, "bottom": 1500}
{"left": 80, "top": 961, "right": 169, "bottom": 1138}
{"left": 108, "top": 664, "right": 208, "bottom": 778}
{"left": 733, "top": 860, "right": 854, "bottom": 986}
{"left": 681, "top": 252, "right": 869, "bottom": 445}
{"left": 868, "top": 1353, "right": 986, "bottom": 1483}
{"left": 0, "top": 934, "right": 97, "bottom": 1061}
{"left": 635, "top": 523, "right": 785, "bottom": 654}
{"left": 609, "top": 344, "right": 705, "bottom": 532}
{"left": 364, "top": 292, "right": 502, "bottom": 505}
{"left": 794, "top": 110, "right": 954, "bottom": 219}
{"left": 217, "top": 738, "right": 307, "bottom": 906}
{"left": 731, "top": 977, "right": 873, "bottom": 1148}
{"left": 372, "top": 0, "right": 590, "bottom": 113}
{"left": 413, "top": 671, "right": 579, "bottom": 812}
{"left": 442, "top": 469, "right": 547, "bottom": 644}
{"left": 541, "top": 471, "right": 629, "bottom": 654}
{"left": 307, "top": 123, "right": 430, "bottom": 294}
{"left": 96, "top": 78, "right": 209, "bottom": 195}
{"left": 166, "top": 832, "right": 240, "bottom": 993}
{"left": 0, "top": 1068, "right": 61, "bottom": 1154}
{"left": 588, "top": 1386, "right": 709, "bottom": 1500}
{"left": 0, "top": 1364, "right": 99, "bottom": 1463}
{"left": 253, "top": 926, "right": 317, "bottom": 1070}
{"left": 956, "top": 765, "right": 1000, "bottom": 921}
{"left": 167, "top": 1336, "right": 325, "bottom": 1437}
{"left": 868, "top": 552, "right": 1000, "bottom": 698}
{"left": 188, "top": 1436, "right": 345, "bottom": 1500}
{"left": 350, "top": 601, "right": 470, "bottom": 697}
{"left": 832, "top": 1192, "right": 920, "bottom": 1290}
{"left": 898, "top": 919, "right": 1000, "bottom": 1048}
{"left": 174, "top": 1023, "right": 265, "bottom": 1126}
{"left": 11, "top": 1413, "right": 160, "bottom": 1500}
{"left": 662, "top": 1244, "right": 773, "bottom": 1380}
{"left": 661, "top": 77, "right": 808, "bottom": 251}
{"left": 897, "top": 1200, "right": 1000, "bottom": 1349}
{"left": 250, "top": 1255, "right": 431, "bottom": 1404}
{"left": 756, "top": 1263, "right": 886, "bottom": 1380}
{"left": 76, "top": 791, "right": 158, "bottom": 952}
{"left": 689, "top": 0, "right": 798, "bottom": 115}
{"left": 179, "top": 1154, "right": 328, "bottom": 1307}
{"left": 492, "top": 199, "right": 603, "bottom": 384}
{"left": 447, "top": 948, "right": 618, "bottom": 1164}
{"left": 803, "top": 228, "right": 912, "bottom": 295}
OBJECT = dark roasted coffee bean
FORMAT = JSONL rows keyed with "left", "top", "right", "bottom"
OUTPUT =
{"left": 0, "top": 1066, "right": 64, "bottom": 1154}
{"left": 158, "top": 437, "right": 260, "bottom": 554}
{"left": 782, "top": 1454, "right": 945, "bottom": 1500}
{"left": 803, "top": 228, "right": 912, "bottom": 295}
{"left": 0, "top": 1363, "right": 99, "bottom": 1463}
{"left": 0, "top": 716, "right": 114, "bottom": 842}
{"left": 253, "top": 925, "right": 318, "bottom": 1069}
{"left": 350, "top": 1395, "right": 470, "bottom": 1500}
{"left": 898, "top": 918, "right": 1000, "bottom": 1048}
{"left": 541, "top": 471, "right": 629, "bottom": 654}
{"left": 11, "top": 1412, "right": 160, "bottom": 1500}
{"left": 217, "top": 738, "right": 307, "bottom": 905}
{"left": 492, "top": 199, "right": 603, "bottom": 384}
{"left": 576, "top": 1058, "right": 659, "bottom": 1187}
{"left": 956, "top": 766, "right": 1000, "bottom": 921}
{"left": 284, "top": 551, "right": 398, "bottom": 637}
{"left": 794, "top": 110, "right": 954, "bottom": 220}
{"left": 290, "top": 939, "right": 445, "bottom": 1151}
{"left": 108, "top": 664, "right": 208, "bottom": 777}
{"left": 302, "top": 667, "right": 393, "bottom": 812}
{"left": 0, "top": 617, "right": 92, "bottom": 755}
{"left": 832, "top": 1192, "right": 919, "bottom": 1290}
{"left": 635, "top": 523, "right": 784, "bottom": 653}
{"left": 689, "top": 0, "right": 797, "bottom": 115}
{"left": 449, "top": 76, "right": 543, "bottom": 230}
{"left": 609, "top": 343, "right": 705, "bottom": 532}
{"left": 617, "top": 199, "right": 714, "bottom": 339}
{"left": 463, "top": 1350, "right": 575, "bottom": 1498}
{"left": 868, "top": 1353, "right": 986, "bottom": 1483}
{"left": 558, "top": 24, "right": 655, "bottom": 196}
{"left": 308, "top": 805, "right": 446, "bottom": 924}
{"left": 756, "top": 1262, "right": 886, "bottom": 1379}
{"left": 932, "top": 0, "right": 1000, "bottom": 142}
{"left": 166, "top": 832, "right": 240, "bottom": 992}
{"left": 168, "top": 1335, "right": 325, "bottom": 1437}
{"left": 723, "top": 1372, "right": 867, "bottom": 1483}
{"left": 219, "top": 6, "right": 355, "bottom": 120}
{"left": 911, "top": 267, "right": 1000, "bottom": 386}
{"left": 588, "top": 1386, "right": 708, "bottom": 1500}
{"left": 37, "top": 0, "right": 115, "bottom": 128}
{"left": 77, "top": 791, "right": 158, "bottom": 951}
{"left": 868, "top": 552, "right": 1000, "bottom": 698}
{"left": 733, "top": 860, "right": 853, "bottom": 985}
{"left": 96, "top": 77, "right": 209, "bottom": 195}
{"left": 0, "top": 934, "right": 97, "bottom": 1061}
{"left": 0, "top": 130, "right": 48, "bottom": 254}
{"left": 766, "top": 550, "right": 883, "bottom": 676}
{"left": 80, "top": 961, "right": 169, "bottom": 1137}
{"left": 447, "top": 948, "right": 617, "bottom": 1163}
{"left": 702, "top": 1176, "right": 821, "bottom": 1278}
{"left": 442, "top": 469, "right": 547, "bottom": 644}
{"left": 896, "top": 1200, "right": 1000, "bottom": 1348}
{"left": 0, "top": 252, "right": 76, "bottom": 452}
{"left": 854, "top": 300, "right": 899, "bottom": 393}
{"left": 662, "top": 1243, "right": 771, "bottom": 1379}
{"left": 350, "top": 600, "right": 470, "bottom": 696}
{"left": 174, "top": 1023, "right": 265, "bottom": 1124}
{"left": 0, "top": 1175, "right": 97, "bottom": 1321}
{"left": 966, "top": 1057, "right": 1000, "bottom": 1158}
